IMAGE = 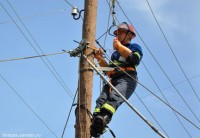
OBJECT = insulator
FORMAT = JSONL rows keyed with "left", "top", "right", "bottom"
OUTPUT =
{"left": 71, "top": 7, "right": 78, "bottom": 16}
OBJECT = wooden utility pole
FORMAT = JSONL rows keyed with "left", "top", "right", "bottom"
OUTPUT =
{"left": 75, "top": 0, "right": 98, "bottom": 138}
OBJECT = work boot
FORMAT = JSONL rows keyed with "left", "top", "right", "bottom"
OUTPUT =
{"left": 90, "top": 109, "right": 112, "bottom": 137}
{"left": 100, "top": 109, "right": 112, "bottom": 124}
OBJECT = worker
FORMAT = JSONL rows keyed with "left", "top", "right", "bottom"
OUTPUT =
{"left": 90, "top": 22, "right": 143, "bottom": 137}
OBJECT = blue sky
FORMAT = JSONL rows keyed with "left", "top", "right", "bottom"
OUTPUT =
{"left": 0, "top": 0, "right": 200, "bottom": 138}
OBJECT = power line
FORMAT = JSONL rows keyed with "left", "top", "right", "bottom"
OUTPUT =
{"left": 84, "top": 54, "right": 167, "bottom": 138}
{"left": 0, "top": 9, "right": 66, "bottom": 24}
{"left": 103, "top": 0, "right": 169, "bottom": 136}
{"left": 0, "top": 73, "right": 58, "bottom": 138}
{"left": 135, "top": 93, "right": 169, "bottom": 137}
{"left": 144, "top": 0, "right": 200, "bottom": 103}
{"left": 99, "top": 1, "right": 200, "bottom": 133}
{"left": 0, "top": 51, "right": 67, "bottom": 63}
{"left": 64, "top": 0, "right": 74, "bottom": 8}
{"left": 95, "top": 1, "right": 192, "bottom": 136}
{"left": 104, "top": 54, "right": 200, "bottom": 132}
{"left": 2, "top": 1, "right": 74, "bottom": 99}
{"left": 116, "top": 0, "right": 200, "bottom": 126}
{"left": 61, "top": 87, "right": 78, "bottom": 138}
{"left": 102, "top": 3, "right": 191, "bottom": 137}
{"left": 141, "top": 62, "right": 192, "bottom": 137}
{"left": 132, "top": 73, "right": 200, "bottom": 103}
{"left": 103, "top": 0, "right": 112, "bottom": 48}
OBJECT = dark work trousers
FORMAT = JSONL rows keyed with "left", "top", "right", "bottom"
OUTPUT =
{"left": 95, "top": 73, "right": 138, "bottom": 111}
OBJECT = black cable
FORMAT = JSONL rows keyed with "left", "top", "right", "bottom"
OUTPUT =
{"left": 0, "top": 9, "right": 66, "bottom": 24}
{"left": 104, "top": 53, "right": 200, "bottom": 132}
{"left": 96, "top": 29, "right": 111, "bottom": 41}
{"left": 92, "top": 1, "right": 196, "bottom": 136}
{"left": 97, "top": 1, "right": 167, "bottom": 136}
{"left": 132, "top": 73, "right": 200, "bottom": 103}
{"left": 61, "top": 88, "right": 78, "bottom": 138}
{"left": 64, "top": 0, "right": 74, "bottom": 8}
{"left": 141, "top": 62, "right": 192, "bottom": 137}
{"left": 4, "top": 0, "right": 74, "bottom": 99}
{"left": 0, "top": 74, "right": 58, "bottom": 138}
{"left": 102, "top": 1, "right": 169, "bottom": 136}
{"left": 84, "top": 54, "right": 167, "bottom": 138}
{"left": 144, "top": 0, "right": 200, "bottom": 103}
{"left": 116, "top": 0, "right": 200, "bottom": 126}
{"left": 103, "top": 0, "right": 112, "bottom": 48}
{"left": 0, "top": 51, "right": 67, "bottom": 63}
{"left": 135, "top": 93, "right": 169, "bottom": 137}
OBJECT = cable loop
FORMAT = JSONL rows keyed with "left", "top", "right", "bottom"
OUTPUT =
{"left": 71, "top": 8, "right": 84, "bottom": 20}
{"left": 108, "top": 24, "right": 118, "bottom": 37}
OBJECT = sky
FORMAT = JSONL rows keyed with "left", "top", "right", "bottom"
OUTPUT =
{"left": 0, "top": 0, "right": 200, "bottom": 138}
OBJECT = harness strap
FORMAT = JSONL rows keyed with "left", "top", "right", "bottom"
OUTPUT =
{"left": 106, "top": 67, "right": 135, "bottom": 77}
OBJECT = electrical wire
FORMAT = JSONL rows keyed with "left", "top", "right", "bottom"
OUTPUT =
{"left": 102, "top": 0, "right": 170, "bottom": 136}
{"left": 61, "top": 88, "right": 78, "bottom": 138}
{"left": 104, "top": 54, "right": 200, "bottom": 131}
{"left": 0, "top": 51, "right": 67, "bottom": 63}
{"left": 64, "top": 0, "right": 74, "bottom": 8}
{"left": 94, "top": 13, "right": 198, "bottom": 131}
{"left": 3, "top": 1, "right": 74, "bottom": 99}
{"left": 97, "top": 0, "right": 170, "bottom": 136}
{"left": 0, "top": 9, "right": 66, "bottom": 24}
{"left": 144, "top": 0, "right": 200, "bottom": 103}
{"left": 141, "top": 62, "right": 192, "bottom": 137}
{"left": 0, "top": 74, "right": 58, "bottom": 138}
{"left": 103, "top": 0, "right": 112, "bottom": 48}
{"left": 135, "top": 93, "right": 169, "bottom": 137}
{"left": 92, "top": 0, "right": 197, "bottom": 136}
{"left": 84, "top": 54, "right": 167, "bottom": 138}
{"left": 116, "top": 0, "right": 200, "bottom": 126}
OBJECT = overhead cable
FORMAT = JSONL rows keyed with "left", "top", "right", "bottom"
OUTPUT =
{"left": 116, "top": 0, "right": 200, "bottom": 126}
{"left": 141, "top": 62, "right": 192, "bottom": 137}
{"left": 144, "top": 0, "right": 200, "bottom": 103}
{"left": 103, "top": 0, "right": 190, "bottom": 136}
{"left": 104, "top": 54, "right": 200, "bottom": 131}
{"left": 0, "top": 9, "right": 66, "bottom": 24}
{"left": 0, "top": 74, "right": 58, "bottom": 138}
{"left": 101, "top": 3, "right": 169, "bottom": 135}
{"left": 64, "top": 0, "right": 74, "bottom": 8}
{"left": 0, "top": 51, "right": 67, "bottom": 63}
{"left": 135, "top": 93, "right": 169, "bottom": 137}
{"left": 61, "top": 87, "right": 78, "bottom": 138}
{"left": 83, "top": 54, "right": 167, "bottom": 138}
{"left": 3, "top": 0, "right": 74, "bottom": 99}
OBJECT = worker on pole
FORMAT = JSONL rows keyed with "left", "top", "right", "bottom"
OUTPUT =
{"left": 90, "top": 22, "right": 143, "bottom": 137}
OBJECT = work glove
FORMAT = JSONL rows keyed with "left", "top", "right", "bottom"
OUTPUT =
{"left": 113, "top": 38, "right": 132, "bottom": 58}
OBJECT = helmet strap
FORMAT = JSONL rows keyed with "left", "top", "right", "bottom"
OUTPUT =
{"left": 121, "top": 31, "right": 130, "bottom": 45}
{"left": 121, "top": 22, "right": 131, "bottom": 44}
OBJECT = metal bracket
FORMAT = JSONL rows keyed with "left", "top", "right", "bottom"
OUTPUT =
{"left": 68, "top": 39, "right": 89, "bottom": 57}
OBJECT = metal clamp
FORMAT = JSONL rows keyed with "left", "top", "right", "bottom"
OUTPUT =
{"left": 68, "top": 39, "right": 89, "bottom": 57}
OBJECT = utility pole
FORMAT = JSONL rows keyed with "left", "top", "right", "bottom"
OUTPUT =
{"left": 75, "top": 0, "right": 98, "bottom": 138}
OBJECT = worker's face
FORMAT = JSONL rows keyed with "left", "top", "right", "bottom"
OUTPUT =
{"left": 115, "top": 29, "right": 133, "bottom": 42}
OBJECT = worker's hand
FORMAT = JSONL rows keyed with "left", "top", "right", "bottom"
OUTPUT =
{"left": 94, "top": 48, "right": 104, "bottom": 59}
{"left": 113, "top": 38, "right": 122, "bottom": 50}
